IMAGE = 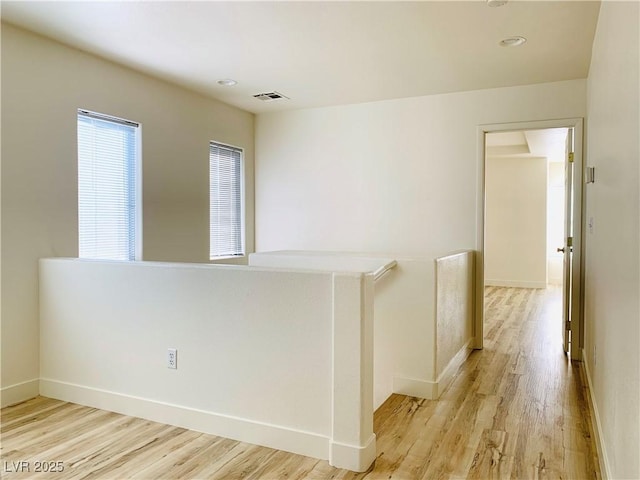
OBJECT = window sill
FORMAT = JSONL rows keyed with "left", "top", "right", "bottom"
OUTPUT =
{"left": 209, "top": 255, "right": 247, "bottom": 265}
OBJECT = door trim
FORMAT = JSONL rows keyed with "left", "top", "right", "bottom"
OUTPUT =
{"left": 475, "top": 118, "right": 584, "bottom": 360}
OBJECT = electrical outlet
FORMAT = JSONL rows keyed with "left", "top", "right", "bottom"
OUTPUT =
{"left": 167, "top": 348, "right": 177, "bottom": 369}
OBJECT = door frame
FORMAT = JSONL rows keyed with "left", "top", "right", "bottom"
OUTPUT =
{"left": 475, "top": 118, "right": 584, "bottom": 360}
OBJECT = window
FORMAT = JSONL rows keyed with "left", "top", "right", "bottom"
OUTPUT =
{"left": 210, "top": 142, "right": 244, "bottom": 258}
{"left": 77, "top": 110, "right": 141, "bottom": 261}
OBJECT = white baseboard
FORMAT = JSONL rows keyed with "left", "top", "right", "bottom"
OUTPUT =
{"left": 393, "top": 339, "right": 474, "bottom": 401}
{"left": 434, "top": 338, "right": 474, "bottom": 397}
{"left": 330, "top": 434, "right": 376, "bottom": 472}
{"left": 393, "top": 375, "right": 437, "bottom": 400}
{"left": 1, "top": 379, "right": 39, "bottom": 407}
{"left": 581, "top": 349, "right": 612, "bottom": 480}
{"left": 39, "top": 378, "right": 330, "bottom": 463}
{"left": 485, "top": 279, "right": 547, "bottom": 289}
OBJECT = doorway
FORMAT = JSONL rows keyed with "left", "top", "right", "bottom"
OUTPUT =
{"left": 475, "top": 119, "right": 584, "bottom": 360}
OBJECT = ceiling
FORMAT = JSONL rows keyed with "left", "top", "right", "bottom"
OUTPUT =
{"left": 1, "top": 1, "right": 601, "bottom": 114}
{"left": 486, "top": 128, "right": 569, "bottom": 163}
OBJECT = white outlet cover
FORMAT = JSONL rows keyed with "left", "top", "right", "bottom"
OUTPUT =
{"left": 167, "top": 348, "right": 177, "bottom": 369}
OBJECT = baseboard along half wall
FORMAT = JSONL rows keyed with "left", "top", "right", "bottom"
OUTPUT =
{"left": 484, "top": 279, "right": 547, "bottom": 289}
{"left": 0, "top": 379, "right": 40, "bottom": 408}
{"left": 38, "top": 378, "right": 332, "bottom": 465}
{"left": 330, "top": 434, "right": 377, "bottom": 473}
{"left": 393, "top": 375, "right": 438, "bottom": 400}
{"left": 393, "top": 340, "right": 473, "bottom": 400}
{"left": 434, "top": 338, "right": 474, "bottom": 398}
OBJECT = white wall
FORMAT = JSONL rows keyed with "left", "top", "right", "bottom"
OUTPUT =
{"left": 39, "top": 259, "right": 375, "bottom": 471}
{"left": 40, "top": 260, "right": 332, "bottom": 432}
{"left": 584, "top": 2, "right": 640, "bottom": 479}
{"left": 0, "top": 24, "right": 255, "bottom": 405}
{"left": 484, "top": 156, "right": 547, "bottom": 288}
{"left": 547, "top": 162, "right": 565, "bottom": 285}
{"left": 248, "top": 250, "right": 475, "bottom": 403}
{"left": 255, "top": 80, "right": 586, "bottom": 259}
{"left": 248, "top": 251, "right": 428, "bottom": 407}
{"left": 248, "top": 250, "right": 398, "bottom": 409}
{"left": 254, "top": 81, "right": 586, "bottom": 401}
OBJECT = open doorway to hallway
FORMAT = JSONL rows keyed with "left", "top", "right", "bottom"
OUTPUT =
{"left": 474, "top": 118, "right": 584, "bottom": 360}
{"left": 477, "top": 120, "right": 584, "bottom": 360}
{"left": 471, "top": 124, "right": 598, "bottom": 478}
{"left": 484, "top": 128, "right": 569, "bottom": 290}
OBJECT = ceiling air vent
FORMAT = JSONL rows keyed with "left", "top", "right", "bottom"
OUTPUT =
{"left": 253, "top": 91, "right": 289, "bottom": 102}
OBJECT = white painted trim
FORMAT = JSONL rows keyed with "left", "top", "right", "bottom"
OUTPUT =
{"left": 475, "top": 126, "right": 487, "bottom": 350}
{"left": 581, "top": 350, "right": 612, "bottom": 480}
{"left": 393, "top": 375, "right": 437, "bottom": 400}
{"left": 484, "top": 279, "right": 547, "bottom": 289}
{"left": 0, "top": 379, "right": 39, "bottom": 407}
{"left": 39, "top": 378, "right": 330, "bottom": 461}
{"left": 394, "top": 339, "right": 475, "bottom": 400}
{"left": 330, "top": 434, "right": 377, "bottom": 473}
{"left": 435, "top": 338, "right": 474, "bottom": 397}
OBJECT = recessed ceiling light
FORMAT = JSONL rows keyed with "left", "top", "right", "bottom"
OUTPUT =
{"left": 217, "top": 79, "right": 237, "bottom": 87}
{"left": 500, "top": 36, "right": 527, "bottom": 47}
{"left": 487, "top": 0, "right": 508, "bottom": 7}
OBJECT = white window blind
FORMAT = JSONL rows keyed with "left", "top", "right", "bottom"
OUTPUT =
{"left": 210, "top": 142, "right": 244, "bottom": 258}
{"left": 78, "top": 110, "right": 140, "bottom": 261}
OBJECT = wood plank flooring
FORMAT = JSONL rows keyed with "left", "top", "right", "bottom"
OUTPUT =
{"left": 1, "top": 287, "right": 601, "bottom": 479}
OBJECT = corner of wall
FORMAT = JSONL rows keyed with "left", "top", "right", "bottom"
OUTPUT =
{"left": 329, "top": 434, "right": 376, "bottom": 473}
{"left": 330, "top": 272, "right": 376, "bottom": 471}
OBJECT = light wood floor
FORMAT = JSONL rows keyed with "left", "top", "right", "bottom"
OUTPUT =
{"left": 1, "top": 287, "right": 601, "bottom": 479}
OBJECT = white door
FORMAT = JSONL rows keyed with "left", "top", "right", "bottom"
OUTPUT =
{"left": 559, "top": 128, "right": 574, "bottom": 353}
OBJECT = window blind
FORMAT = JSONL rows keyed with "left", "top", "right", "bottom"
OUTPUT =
{"left": 210, "top": 142, "right": 243, "bottom": 258}
{"left": 78, "top": 110, "right": 139, "bottom": 261}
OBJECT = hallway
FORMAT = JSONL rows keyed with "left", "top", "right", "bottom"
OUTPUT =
{"left": 352, "top": 286, "right": 601, "bottom": 479}
{"left": 1, "top": 287, "right": 601, "bottom": 479}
